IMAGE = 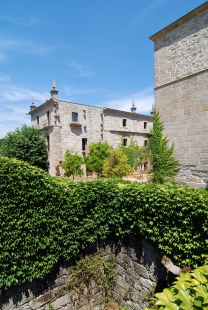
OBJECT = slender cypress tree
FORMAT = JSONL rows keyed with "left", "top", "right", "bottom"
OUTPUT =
{"left": 148, "top": 109, "right": 180, "bottom": 184}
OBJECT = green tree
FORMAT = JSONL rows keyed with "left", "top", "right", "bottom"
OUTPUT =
{"left": 103, "top": 149, "right": 132, "bottom": 178}
{"left": 61, "top": 150, "right": 84, "bottom": 180}
{"left": 118, "top": 137, "right": 149, "bottom": 171}
{"left": 148, "top": 109, "right": 179, "bottom": 183}
{"left": 84, "top": 141, "right": 112, "bottom": 177}
{"left": 0, "top": 124, "right": 48, "bottom": 169}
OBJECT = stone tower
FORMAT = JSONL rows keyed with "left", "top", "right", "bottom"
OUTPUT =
{"left": 150, "top": 2, "right": 208, "bottom": 188}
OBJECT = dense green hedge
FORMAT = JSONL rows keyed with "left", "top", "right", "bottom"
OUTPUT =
{"left": 0, "top": 157, "right": 208, "bottom": 292}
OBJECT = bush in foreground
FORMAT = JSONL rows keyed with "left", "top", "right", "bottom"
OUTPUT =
{"left": 0, "top": 157, "right": 208, "bottom": 292}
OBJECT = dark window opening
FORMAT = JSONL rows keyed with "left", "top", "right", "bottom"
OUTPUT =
{"left": 47, "top": 135, "right": 50, "bottom": 151}
{"left": 72, "top": 112, "right": 78, "bottom": 122}
{"left": 37, "top": 116, "right": 39, "bottom": 125}
{"left": 123, "top": 119, "right": 127, "bottom": 127}
{"left": 144, "top": 122, "right": 147, "bottom": 129}
{"left": 144, "top": 140, "right": 147, "bottom": 146}
{"left": 82, "top": 138, "right": 87, "bottom": 151}
{"left": 144, "top": 162, "right": 148, "bottom": 171}
{"left": 123, "top": 138, "right": 127, "bottom": 146}
{"left": 47, "top": 111, "right": 50, "bottom": 125}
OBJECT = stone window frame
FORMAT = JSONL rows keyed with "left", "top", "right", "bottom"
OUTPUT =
{"left": 123, "top": 119, "right": 127, "bottom": 127}
{"left": 72, "top": 112, "right": 78, "bottom": 122}
{"left": 144, "top": 121, "right": 147, "bottom": 130}
{"left": 123, "top": 138, "right": 127, "bottom": 146}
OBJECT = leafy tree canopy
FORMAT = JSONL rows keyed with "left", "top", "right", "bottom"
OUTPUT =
{"left": 103, "top": 149, "right": 132, "bottom": 178}
{"left": 118, "top": 137, "right": 149, "bottom": 171}
{"left": 84, "top": 141, "right": 112, "bottom": 177}
{"left": 0, "top": 124, "right": 48, "bottom": 169}
{"left": 148, "top": 110, "right": 180, "bottom": 183}
{"left": 61, "top": 150, "right": 84, "bottom": 179}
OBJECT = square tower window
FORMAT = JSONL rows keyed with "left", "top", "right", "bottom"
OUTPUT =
{"left": 123, "top": 119, "right": 127, "bottom": 127}
{"left": 46, "top": 135, "right": 50, "bottom": 151}
{"left": 47, "top": 111, "right": 50, "bottom": 125}
{"left": 72, "top": 112, "right": 78, "bottom": 122}
{"left": 82, "top": 138, "right": 87, "bottom": 151}
{"left": 144, "top": 122, "right": 147, "bottom": 129}
{"left": 123, "top": 138, "right": 127, "bottom": 146}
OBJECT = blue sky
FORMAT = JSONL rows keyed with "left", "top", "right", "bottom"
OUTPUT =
{"left": 0, "top": 0, "right": 206, "bottom": 138}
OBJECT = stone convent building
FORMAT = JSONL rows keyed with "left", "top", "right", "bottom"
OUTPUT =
{"left": 150, "top": 1, "right": 208, "bottom": 188}
{"left": 29, "top": 80, "right": 153, "bottom": 176}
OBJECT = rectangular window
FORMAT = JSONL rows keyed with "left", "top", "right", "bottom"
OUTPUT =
{"left": 101, "top": 134, "right": 103, "bottom": 140}
{"left": 123, "top": 138, "right": 127, "bottom": 146}
{"left": 47, "top": 111, "right": 50, "bottom": 125}
{"left": 82, "top": 138, "right": 87, "bottom": 151}
{"left": 72, "top": 112, "right": 78, "bottom": 122}
{"left": 123, "top": 119, "right": 127, "bottom": 127}
{"left": 36, "top": 116, "right": 39, "bottom": 125}
{"left": 144, "top": 122, "right": 147, "bottom": 129}
{"left": 47, "top": 135, "right": 50, "bottom": 151}
{"left": 144, "top": 140, "right": 147, "bottom": 146}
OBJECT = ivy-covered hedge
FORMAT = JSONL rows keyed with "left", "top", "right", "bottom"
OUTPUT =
{"left": 0, "top": 157, "right": 208, "bottom": 292}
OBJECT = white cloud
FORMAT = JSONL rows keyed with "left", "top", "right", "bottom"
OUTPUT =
{"left": 100, "top": 87, "right": 154, "bottom": 115}
{"left": 0, "top": 75, "right": 10, "bottom": 82}
{"left": 0, "top": 53, "right": 5, "bottom": 61}
{"left": 63, "top": 85, "right": 98, "bottom": 98}
{"left": 0, "top": 15, "right": 38, "bottom": 26}
{"left": 0, "top": 84, "right": 48, "bottom": 102}
{"left": 0, "top": 37, "right": 54, "bottom": 56}
{"left": 70, "top": 60, "right": 95, "bottom": 77}
{"left": 128, "top": 0, "right": 167, "bottom": 28}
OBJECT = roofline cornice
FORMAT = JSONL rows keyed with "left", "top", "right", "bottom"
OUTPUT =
{"left": 149, "top": 1, "right": 208, "bottom": 42}
{"left": 28, "top": 98, "right": 55, "bottom": 115}
{"left": 104, "top": 108, "right": 153, "bottom": 120}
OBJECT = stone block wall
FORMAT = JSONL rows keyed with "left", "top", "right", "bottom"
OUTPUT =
{"left": 150, "top": 3, "right": 208, "bottom": 187}
{"left": 0, "top": 237, "right": 166, "bottom": 310}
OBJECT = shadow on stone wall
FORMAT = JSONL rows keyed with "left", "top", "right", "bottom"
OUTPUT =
{"left": 0, "top": 234, "right": 168, "bottom": 310}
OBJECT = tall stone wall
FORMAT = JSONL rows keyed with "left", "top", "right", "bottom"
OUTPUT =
{"left": 0, "top": 237, "right": 166, "bottom": 310}
{"left": 150, "top": 3, "right": 208, "bottom": 187}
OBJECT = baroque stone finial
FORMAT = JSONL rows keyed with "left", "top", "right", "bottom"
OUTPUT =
{"left": 52, "top": 78, "right": 56, "bottom": 89}
{"left": 30, "top": 97, "right": 37, "bottom": 111}
{"left": 131, "top": 99, "right": 137, "bottom": 113}
{"left": 50, "top": 79, "right": 59, "bottom": 99}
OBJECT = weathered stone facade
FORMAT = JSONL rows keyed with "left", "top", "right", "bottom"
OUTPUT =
{"left": 150, "top": 2, "right": 208, "bottom": 188}
{"left": 29, "top": 85, "right": 153, "bottom": 176}
{"left": 0, "top": 237, "right": 167, "bottom": 310}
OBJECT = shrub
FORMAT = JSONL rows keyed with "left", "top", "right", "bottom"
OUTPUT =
{"left": 61, "top": 150, "right": 84, "bottom": 179}
{"left": 0, "top": 157, "right": 208, "bottom": 292}
{"left": 144, "top": 265, "right": 208, "bottom": 310}
{"left": 0, "top": 124, "right": 48, "bottom": 169}
{"left": 148, "top": 110, "right": 179, "bottom": 183}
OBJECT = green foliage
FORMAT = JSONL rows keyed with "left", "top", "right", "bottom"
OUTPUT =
{"left": 0, "top": 124, "right": 48, "bottom": 169}
{"left": 103, "top": 149, "right": 132, "bottom": 178}
{"left": 0, "top": 157, "right": 208, "bottom": 293}
{"left": 61, "top": 150, "right": 84, "bottom": 180}
{"left": 148, "top": 110, "right": 180, "bottom": 184}
{"left": 84, "top": 141, "right": 112, "bottom": 177}
{"left": 144, "top": 265, "right": 208, "bottom": 310}
{"left": 67, "top": 254, "right": 115, "bottom": 299}
{"left": 48, "top": 304, "right": 54, "bottom": 310}
{"left": 52, "top": 176, "right": 74, "bottom": 188}
{"left": 119, "top": 138, "right": 149, "bottom": 170}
